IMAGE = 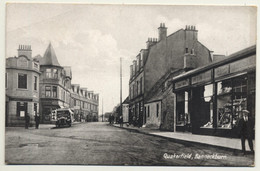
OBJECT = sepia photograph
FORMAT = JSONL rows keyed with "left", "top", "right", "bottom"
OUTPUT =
{"left": 2, "top": 0, "right": 259, "bottom": 169}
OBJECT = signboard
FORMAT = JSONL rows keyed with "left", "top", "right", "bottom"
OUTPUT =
{"left": 174, "top": 79, "right": 189, "bottom": 89}
{"left": 215, "top": 64, "right": 230, "bottom": 78}
{"left": 230, "top": 55, "right": 256, "bottom": 73}
{"left": 191, "top": 70, "right": 212, "bottom": 85}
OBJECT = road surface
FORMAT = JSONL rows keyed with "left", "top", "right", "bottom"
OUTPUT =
{"left": 5, "top": 122, "right": 254, "bottom": 166}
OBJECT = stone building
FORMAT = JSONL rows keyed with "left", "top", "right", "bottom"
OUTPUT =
{"left": 5, "top": 45, "right": 40, "bottom": 126}
{"left": 6, "top": 43, "right": 99, "bottom": 126}
{"left": 129, "top": 23, "right": 212, "bottom": 129}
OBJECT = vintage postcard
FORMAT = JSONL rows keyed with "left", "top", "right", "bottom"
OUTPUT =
{"left": 3, "top": 1, "right": 258, "bottom": 169}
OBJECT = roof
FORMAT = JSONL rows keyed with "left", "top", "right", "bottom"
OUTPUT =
{"left": 145, "top": 68, "right": 183, "bottom": 103}
{"left": 122, "top": 96, "right": 129, "bottom": 104}
{"left": 171, "top": 45, "right": 256, "bottom": 83}
{"left": 40, "top": 43, "right": 61, "bottom": 67}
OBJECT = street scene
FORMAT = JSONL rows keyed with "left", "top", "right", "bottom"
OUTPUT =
{"left": 5, "top": 122, "right": 254, "bottom": 166}
{"left": 4, "top": 3, "right": 257, "bottom": 167}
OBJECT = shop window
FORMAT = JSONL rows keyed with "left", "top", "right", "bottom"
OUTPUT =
{"left": 201, "top": 84, "right": 214, "bottom": 128}
{"left": 217, "top": 77, "right": 247, "bottom": 129}
{"left": 52, "top": 86, "right": 57, "bottom": 98}
{"left": 16, "top": 102, "right": 27, "bottom": 117}
{"left": 18, "top": 73, "right": 27, "bottom": 89}
{"left": 45, "top": 86, "right": 51, "bottom": 97}
{"left": 176, "top": 91, "right": 190, "bottom": 126}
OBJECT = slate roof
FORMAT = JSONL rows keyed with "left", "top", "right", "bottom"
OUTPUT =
{"left": 40, "top": 43, "right": 61, "bottom": 67}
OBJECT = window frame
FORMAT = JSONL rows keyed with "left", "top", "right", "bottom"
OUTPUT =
{"left": 18, "top": 73, "right": 27, "bottom": 89}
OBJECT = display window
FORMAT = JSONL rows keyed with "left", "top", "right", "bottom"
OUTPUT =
{"left": 201, "top": 84, "right": 214, "bottom": 128}
{"left": 217, "top": 76, "right": 247, "bottom": 129}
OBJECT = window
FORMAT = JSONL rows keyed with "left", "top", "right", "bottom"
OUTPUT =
{"left": 137, "top": 81, "right": 139, "bottom": 95}
{"left": 5, "top": 73, "right": 7, "bottom": 88}
{"left": 34, "top": 76, "right": 37, "bottom": 90}
{"left": 140, "top": 77, "right": 143, "bottom": 94}
{"left": 200, "top": 84, "right": 214, "bottom": 128}
{"left": 176, "top": 91, "right": 190, "bottom": 125}
{"left": 53, "top": 69, "right": 58, "bottom": 78}
{"left": 217, "top": 77, "right": 247, "bottom": 129}
{"left": 148, "top": 106, "right": 150, "bottom": 117}
{"left": 45, "top": 86, "right": 51, "bottom": 97}
{"left": 74, "top": 99, "right": 77, "bottom": 106}
{"left": 52, "top": 86, "right": 57, "bottom": 98}
{"left": 34, "top": 103, "right": 37, "bottom": 115}
{"left": 185, "top": 48, "right": 189, "bottom": 53}
{"left": 17, "top": 102, "right": 27, "bottom": 117}
{"left": 156, "top": 103, "right": 159, "bottom": 117}
{"left": 46, "top": 69, "right": 52, "bottom": 78}
{"left": 18, "top": 73, "right": 27, "bottom": 89}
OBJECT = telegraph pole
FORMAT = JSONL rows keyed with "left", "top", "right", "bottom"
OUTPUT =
{"left": 102, "top": 97, "right": 104, "bottom": 122}
{"left": 120, "top": 57, "right": 123, "bottom": 117}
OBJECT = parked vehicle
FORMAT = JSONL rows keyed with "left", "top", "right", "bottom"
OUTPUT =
{"left": 51, "top": 108, "right": 74, "bottom": 127}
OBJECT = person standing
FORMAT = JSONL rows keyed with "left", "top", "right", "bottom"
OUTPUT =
{"left": 35, "top": 113, "right": 40, "bottom": 129}
{"left": 237, "top": 110, "right": 254, "bottom": 155}
{"left": 119, "top": 115, "right": 123, "bottom": 127}
{"left": 25, "top": 113, "right": 30, "bottom": 129}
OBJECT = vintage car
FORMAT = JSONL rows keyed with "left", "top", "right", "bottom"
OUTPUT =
{"left": 51, "top": 108, "right": 74, "bottom": 127}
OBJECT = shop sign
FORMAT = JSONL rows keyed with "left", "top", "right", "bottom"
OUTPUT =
{"left": 230, "top": 55, "right": 256, "bottom": 73}
{"left": 191, "top": 70, "right": 212, "bottom": 85}
{"left": 42, "top": 101, "right": 58, "bottom": 105}
{"left": 175, "top": 79, "right": 189, "bottom": 89}
{"left": 215, "top": 64, "right": 230, "bottom": 78}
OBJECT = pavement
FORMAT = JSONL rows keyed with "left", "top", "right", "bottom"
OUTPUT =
{"left": 112, "top": 123, "right": 255, "bottom": 152}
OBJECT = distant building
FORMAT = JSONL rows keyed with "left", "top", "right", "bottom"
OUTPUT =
{"left": 122, "top": 97, "right": 129, "bottom": 123}
{"left": 70, "top": 85, "right": 99, "bottom": 122}
{"left": 6, "top": 45, "right": 40, "bottom": 126}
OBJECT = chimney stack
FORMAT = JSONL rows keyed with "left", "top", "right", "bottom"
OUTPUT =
{"left": 17, "top": 44, "right": 32, "bottom": 58}
{"left": 158, "top": 23, "right": 167, "bottom": 41}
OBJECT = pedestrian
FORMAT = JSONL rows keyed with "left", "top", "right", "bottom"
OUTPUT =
{"left": 119, "top": 115, "right": 123, "bottom": 127}
{"left": 111, "top": 115, "right": 114, "bottom": 124}
{"left": 25, "top": 113, "right": 30, "bottom": 129}
{"left": 237, "top": 110, "right": 254, "bottom": 155}
{"left": 35, "top": 113, "right": 40, "bottom": 129}
{"left": 109, "top": 114, "right": 112, "bottom": 124}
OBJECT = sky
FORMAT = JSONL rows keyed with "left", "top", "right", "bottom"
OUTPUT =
{"left": 5, "top": 4, "right": 257, "bottom": 114}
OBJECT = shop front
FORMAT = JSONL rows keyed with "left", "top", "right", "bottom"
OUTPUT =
{"left": 172, "top": 45, "right": 256, "bottom": 138}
